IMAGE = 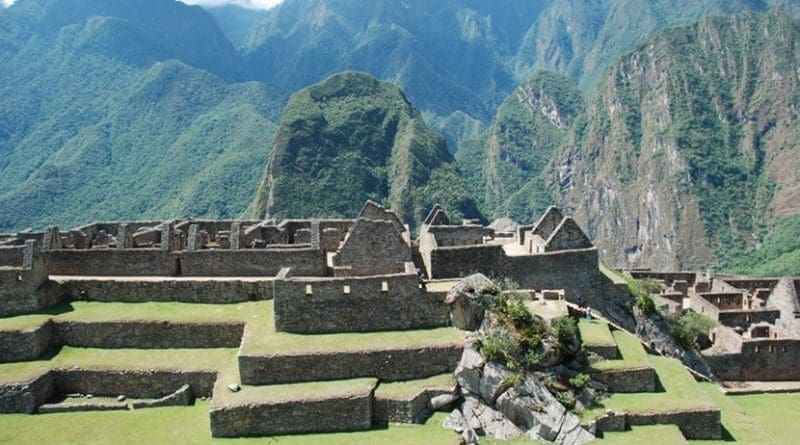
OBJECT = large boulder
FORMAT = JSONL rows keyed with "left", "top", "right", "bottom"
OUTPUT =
{"left": 445, "top": 274, "right": 493, "bottom": 330}
{"left": 496, "top": 375, "right": 593, "bottom": 445}
{"left": 479, "top": 362, "right": 508, "bottom": 404}
{"left": 455, "top": 345, "right": 485, "bottom": 395}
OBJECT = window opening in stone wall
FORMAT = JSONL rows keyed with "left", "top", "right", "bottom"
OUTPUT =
{"left": 305, "top": 284, "right": 312, "bottom": 295}
{"left": 381, "top": 281, "right": 389, "bottom": 292}
{"left": 343, "top": 285, "right": 351, "bottom": 294}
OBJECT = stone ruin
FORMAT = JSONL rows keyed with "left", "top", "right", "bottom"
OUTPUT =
{"left": 629, "top": 270, "right": 800, "bottom": 382}
{"left": 0, "top": 200, "right": 755, "bottom": 442}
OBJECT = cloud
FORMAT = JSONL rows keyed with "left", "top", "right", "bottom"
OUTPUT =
{"left": 180, "top": 0, "right": 285, "bottom": 9}
{"left": 0, "top": 0, "right": 285, "bottom": 11}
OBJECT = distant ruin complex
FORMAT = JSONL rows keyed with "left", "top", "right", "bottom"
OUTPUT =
{"left": 0, "top": 201, "right": 797, "bottom": 440}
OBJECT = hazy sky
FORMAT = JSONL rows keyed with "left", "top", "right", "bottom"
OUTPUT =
{"left": 1, "top": 0, "right": 285, "bottom": 9}
{"left": 180, "top": 0, "right": 285, "bottom": 9}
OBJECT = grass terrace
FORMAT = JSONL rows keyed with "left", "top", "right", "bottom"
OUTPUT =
{"left": 578, "top": 318, "right": 616, "bottom": 347}
{"left": 0, "top": 347, "right": 239, "bottom": 384}
{"left": 0, "top": 402, "right": 461, "bottom": 445}
{"left": 217, "top": 378, "right": 378, "bottom": 406}
{"left": 241, "top": 301, "right": 465, "bottom": 355}
{"left": 374, "top": 373, "right": 456, "bottom": 400}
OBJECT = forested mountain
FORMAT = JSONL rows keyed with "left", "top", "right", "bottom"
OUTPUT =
{"left": 1, "top": 0, "right": 799, "bottom": 276}
{"left": 250, "top": 72, "right": 482, "bottom": 226}
{"left": 0, "top": 0, "right": 286, "bottom": 231}
{"left": 555, "top": 11, "right": 800, "bottom": 274}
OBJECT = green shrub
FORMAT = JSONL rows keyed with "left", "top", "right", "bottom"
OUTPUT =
{"left": 506, "top": 300, "right": 533, "bottom": 326}
{"left": 552, "top": 316, "right": 580, "bottom": 351}
{"left": 568, "top": 373, "right": 591, "bottom": 390}
{"left": 670, "top": 312, "right": 717, "bottom": 349}
{"left": 624, "top": 276, "right": 658, "bottom": 316}
{"left": 479, "top": 328, "right": 520, "bottom": 363}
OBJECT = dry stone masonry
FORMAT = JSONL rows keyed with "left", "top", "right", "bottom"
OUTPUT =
{"left": 0, "top": 200, "right": 771, "bottom": 442}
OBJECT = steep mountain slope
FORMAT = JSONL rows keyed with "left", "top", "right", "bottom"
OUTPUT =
{"left": 241, "top": 0, "right": 550, "bottom": 121}
{"left": 250, "top": 72, "right": 483, "bottom": 226}
{"left": 206, "top": 4, "right": 267, "bottom": 48}
{"left": 457, "top": 71, "right": 583, "bottom": 223}
{"left": 515, "top": 0, "right": 792, "bottom": 91}
{"left": 0, "top": 0, "right": 286, "bottom": 231}
{"left": 553, "top": 12, "right": 800, "bottom": 272}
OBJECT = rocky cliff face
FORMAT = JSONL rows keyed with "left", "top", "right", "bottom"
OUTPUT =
{"left": 250, "top": 71, "right": 483, "bottom": 227}
{"left": 458, "top": 71, "right": 582, "bottom": 223}
{"left": 553, "top": 12, "right": 800, "bottom": 271}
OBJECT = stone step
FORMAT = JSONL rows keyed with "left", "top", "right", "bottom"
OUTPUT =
{"left": 238, "top": 323, "right": 465, "bottom": 385}
{"left": 373, "top": 373, "right": 458, "bottom": 425}
{"left": 210, "top": 378, "right": 377, "bottom": 437}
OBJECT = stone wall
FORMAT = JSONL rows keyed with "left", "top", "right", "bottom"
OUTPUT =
{"left": 0, "top": 322, "right": 51, "bottom": 362}
{"left": 699, "top": 293, "right": 744, "bottom": 310}
{"left": 0, "top": 241, "right": 51, "bottom": 317}
{"left": 51, "top": 320, "right": 244, "bottom": 349}
{"left": 53, "top": 369, "right": 217, "bottom": 399}
{"left": 373, "top": 387, "right": 454, "bottom": 424}
{"left": 59, "top": 278, "right": 275, "bottom": 304}
{"left": 273, "top": 273, "right": 448, "bottom": 334}
{"left": 179, "top": 249, "right": 325, "bottom": 277}
{"left": 688, "top": 294, "right": 720, "bottom": 319}
{"left": 333, "top": 219, "right": 411, "bottom": 276}
{"left": 426, "top": 247, "right": 603, "bottom": 297}
{"left": 705, "top": 338, "right": 800, "bottom": 380}
{"left": 45, "top": 249, "right": 177, "bottom": 276}
{"left": 373, "top": 391, "right": 431, "bottom": 425}
{"left": 717, "top": 309, "right": 780, "bottom": 329}
{"left": 630, "top": 272, "right": 698, "bottom": 287}
{"left": 624, "top": 409, "right": 721, "bottom": 439}
{"left": 592, "top": 367, "right": 656, "bottom": 393}
{"left": 722, "top": 279, "right": 778, "bottom": 293}
{"left": 239, "top": 344, "right": 463, "bottom": 385}
{"left": 428, "top": 226, "right": 487, "bottom": 247}
{"left": 0, "top": 246, "right": 23, "bottom": 266}
{"left": 210, "top": 390, "right": 373, "bottom": 437}
{"left": 545, "top": 218, "right": 593, "bottom": 252}
{"left": 0, "top": 372, "right": 53, "bottom": 413}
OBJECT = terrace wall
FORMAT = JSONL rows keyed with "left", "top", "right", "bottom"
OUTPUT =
{"left": 210, "top": 391, "right": 373, "bottom": 437}
{"left": 273, "top": 272, "right": 448, "bottom": 334}
{"left": 239, "top": 345, "right": 462, "bottom": 385}
{"left": 51, "top": 320, "right": 244, "bottom": 349}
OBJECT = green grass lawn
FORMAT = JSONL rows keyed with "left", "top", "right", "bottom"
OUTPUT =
{"left": 589, "top": 326, "right": 650, "bottom": 371}
{"left": 578, "top": 318, "right": 616, "bottom": 346}
{"left": 374, "top": 373, "right": 455, "bottom": 400}
{"left": 0, "top": 347, "right": 239, "bottom": 384}
{"left": 732, "top": 391, "right": 800, "bottom": 444}
{"left": 224, "top": 378, "right": 378, "bottom": 406}
{"left": 0, "top": 301, "right": 267, "bottom": 333}
{"left": 0, "top": 401, "right": 460, "bottom": 445}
